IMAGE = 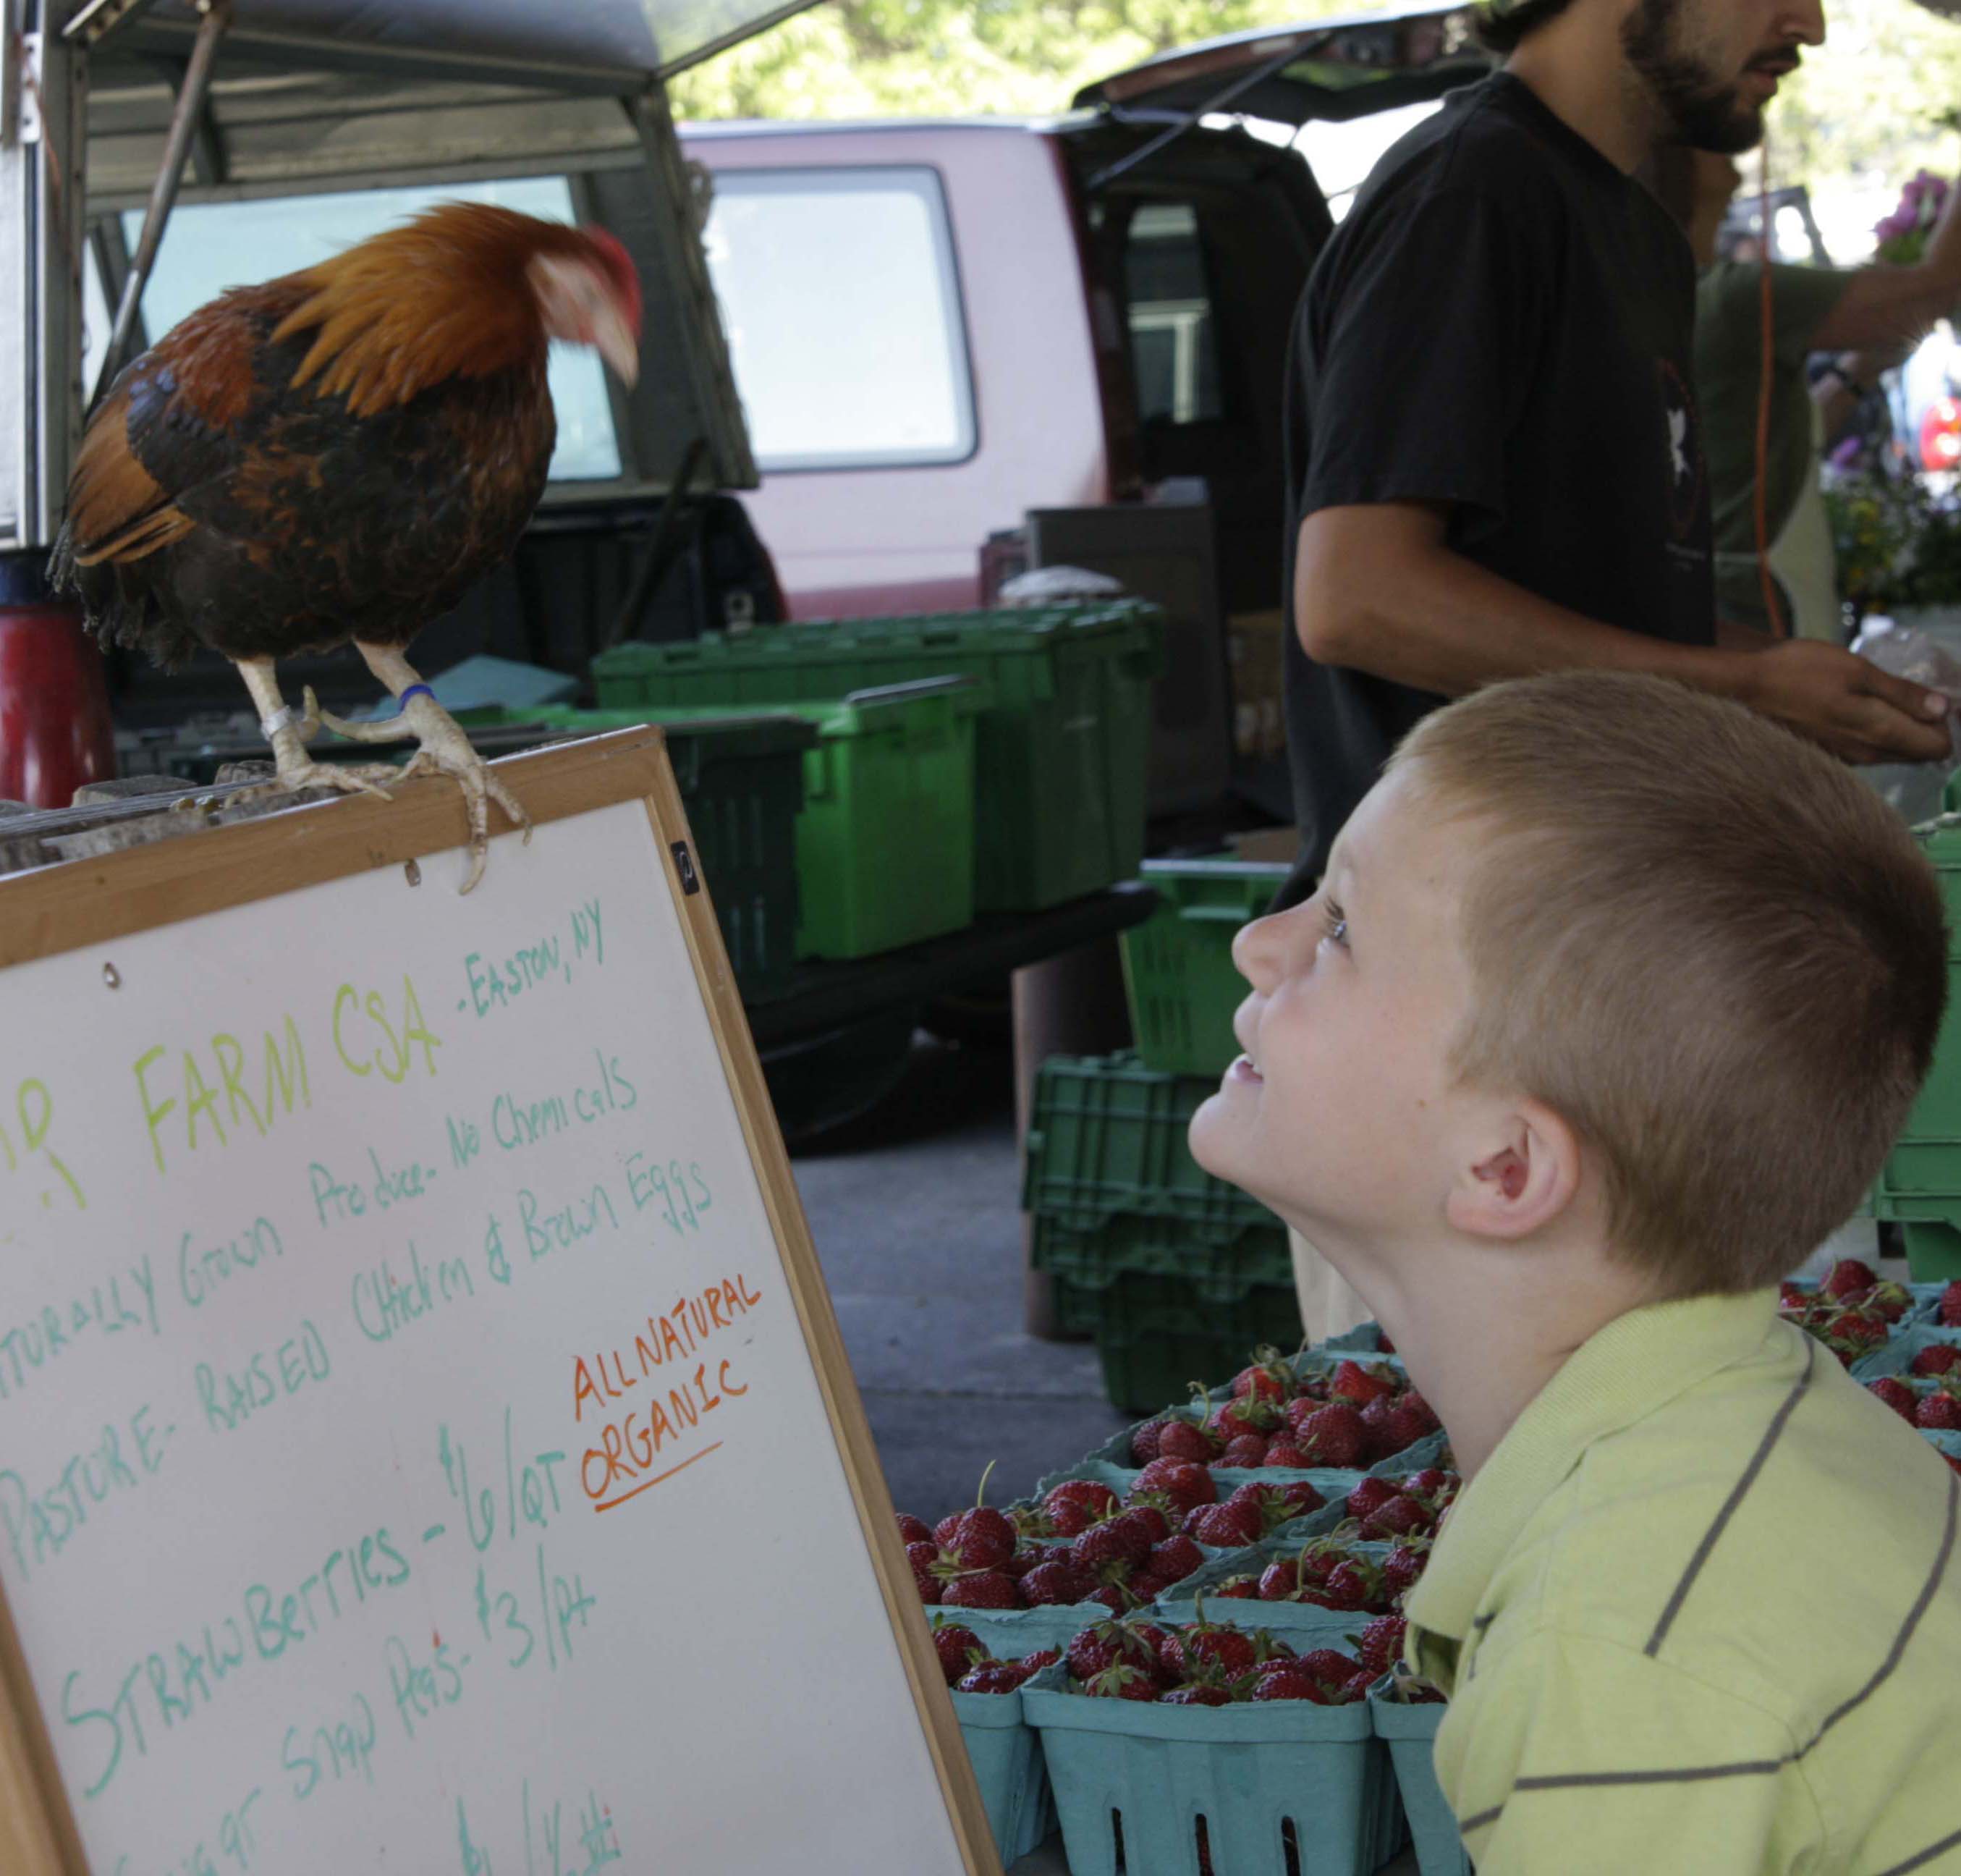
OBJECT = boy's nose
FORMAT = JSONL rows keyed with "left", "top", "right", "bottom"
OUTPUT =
{"left": 1232, "top": 907, "right": 1295, "bottom": 991}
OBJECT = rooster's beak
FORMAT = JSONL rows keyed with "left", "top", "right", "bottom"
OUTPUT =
{"left": 596, "top": 304, "right": 640, "bottom": 389}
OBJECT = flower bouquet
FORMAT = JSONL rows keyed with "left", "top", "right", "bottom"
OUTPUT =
{"left": 1826, "top": 464, "right": 1961, "bottom": 614}
{"left": 1876, "top": 170, "right": 1952, "bottom": 264}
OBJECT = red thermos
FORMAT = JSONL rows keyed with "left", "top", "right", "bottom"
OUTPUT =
{"left": 0, "top": 552, "right": 116, "bottom": 808}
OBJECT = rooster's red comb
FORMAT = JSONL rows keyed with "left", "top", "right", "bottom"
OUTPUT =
{"left": 582, "top": 227, "right": 643, "bottom": 337}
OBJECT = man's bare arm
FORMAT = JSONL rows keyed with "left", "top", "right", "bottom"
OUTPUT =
{"left": 1295, "top": 504, "right": 1951, "bottom": 764}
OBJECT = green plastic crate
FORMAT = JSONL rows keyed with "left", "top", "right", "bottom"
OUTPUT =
{"left": 1371, "top": 1684, "right": 1468, "bottom": 1876}
{"left": 1023, "top": 1660, "right": 1400, "bottom": 1876}
{"left": 1035, "top": 1246, "right": 1303, "bottom": 1413}
{"left": 433, "top": 707, "right": 814, "bottom": 1001}
{"left": 1023, "top": 1051, "right": 1279, "bottom": 1242}
{"left": 591, "top": 603, "right": 1162, "bottom": 911}
{"left": 1031, "top": 1208, "right": 1293, "bottom": 1298}
{"left": 1873, "top": 808, "right": 1961, "bottom": 1277}
{"left": 1121, "top": 858, "right": 1290, "bottom": 1077}
{"left": 787, "top": 677, "right": 985, "bottom": 958}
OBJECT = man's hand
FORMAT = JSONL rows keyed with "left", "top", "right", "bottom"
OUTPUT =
{"left": 1736, "top": 641, "right": 1953, "bottom": 764}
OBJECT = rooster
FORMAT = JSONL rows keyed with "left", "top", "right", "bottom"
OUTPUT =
{"left": 52, "top": 203, "right": 643, "bottom": 890}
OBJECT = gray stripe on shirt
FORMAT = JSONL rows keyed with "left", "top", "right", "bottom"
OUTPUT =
{"left": 1646, "top": 1337, "right": 1816, "bottom": 1657}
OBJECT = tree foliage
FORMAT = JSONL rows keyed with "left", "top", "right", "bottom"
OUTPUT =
{"left": 669, "top": 0, "right": 1360, "bottom": 121}
{"left": 671, "top": 0, "right": 1961, "bottom": 233}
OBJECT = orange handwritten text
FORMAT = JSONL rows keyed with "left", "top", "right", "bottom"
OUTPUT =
{"left": 575, "top": 1276, "right": 762, "bottom": 1513}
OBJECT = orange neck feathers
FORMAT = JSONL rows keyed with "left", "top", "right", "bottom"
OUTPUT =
{"left": 268, "top": 202, "right": 594, "bottom": 418}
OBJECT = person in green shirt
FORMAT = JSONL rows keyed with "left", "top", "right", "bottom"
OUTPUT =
{"left": 1682, "top": 149, "right": 1961, "bottom": 640}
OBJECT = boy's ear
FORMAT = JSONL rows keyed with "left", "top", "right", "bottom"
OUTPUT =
{"left": 1445, "top": 1098, "right": 1583, "bottom": 1243}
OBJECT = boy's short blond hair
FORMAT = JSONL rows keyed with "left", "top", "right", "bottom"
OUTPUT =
{"left": 1394, "top": 672, "right": 1948, "bottom": 1294}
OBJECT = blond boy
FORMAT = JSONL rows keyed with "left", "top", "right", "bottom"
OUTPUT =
{"left": 1191, "top": 672, "right": 1960, "bottom": 1873}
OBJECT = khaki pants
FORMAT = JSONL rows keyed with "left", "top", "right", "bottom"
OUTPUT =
{"left": 1288, "top": 1226, "right": 1373, "bottom": 1343}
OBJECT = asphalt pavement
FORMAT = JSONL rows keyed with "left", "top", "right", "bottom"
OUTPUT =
{"left": 789, "top": 1033, "right": 1131, "bottom": 1528}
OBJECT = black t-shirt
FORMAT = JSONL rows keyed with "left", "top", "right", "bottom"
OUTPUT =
{"left": 1277, "top": 72, "right": 1714, "bottom": 904}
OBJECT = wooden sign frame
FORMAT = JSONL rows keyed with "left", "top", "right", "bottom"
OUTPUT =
{"left": 0, "top": 729, "right": 1003, "bottom": 1876}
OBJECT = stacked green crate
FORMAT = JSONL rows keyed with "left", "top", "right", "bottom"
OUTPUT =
{"left": 1025, "top": 1052, "right": 1300, "bottom": 1411}
{"left": 1875, "top": 803, "right": 1961, "bottom": 1277}
{"left": 590, "top": 602, "right": 1161, "bottom": 911}
{"left": 1120, "top": 857, "right": 1292, "bottom": 1076}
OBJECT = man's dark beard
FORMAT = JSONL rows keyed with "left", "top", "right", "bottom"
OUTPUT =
{"left": 1621, "top": 0, "right": 1763, "bottom": 153}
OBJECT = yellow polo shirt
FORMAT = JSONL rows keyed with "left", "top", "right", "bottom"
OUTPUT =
{"left": 1405, "top": 1288, "right": 1961, "bottom": 1874}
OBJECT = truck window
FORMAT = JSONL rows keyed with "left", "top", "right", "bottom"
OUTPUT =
{"left": 111, "top": 177, "right": 623, "bottom": 481}
{"left": 1122, "top": 202, "right": 1224, "bottom": 427}
{"left": 700, "top": 166, "right": 975, "bottom": 471}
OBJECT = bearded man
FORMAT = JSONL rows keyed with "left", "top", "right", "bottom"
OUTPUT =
{"left": 1272, "top": 0, "right": 1954, "bottom": 1340}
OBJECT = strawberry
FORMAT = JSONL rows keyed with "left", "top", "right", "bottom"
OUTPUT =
{"left": 1120, "top": 1504, "right": 1172, "bottom": 1545}
{"left": 1159, "top": 1419, "right": 1219, "bottom": 1463}
{"left": 1918, "top": 1393, "right": 1961, "bottom": 1431}
{"left": 1162, "top": 1683, "right": 1232, "bottom": 1706}
{"left": 1022, "top": 1559, "right": 1094, "bottom": 1606}
{"left": 932, "top": 1621, "right": 983, "bottom": 1683}
{"left": 1022, "top": 1649, "right": 1061, "bottom": 1673}
{"left": 907, "top": 1541, "right": 942, "bottom": 1603}
{"left": 1366, "top": 1395, "right": 1439, "bottom": 1461}
{"left": 1258, "top": 1560, "right": 1300, "bottom": 1601}
{"left": 1044, "top": 1479, "right": 1121, "bottom": 1537}
{"left": 1124, "top": 1569, "right": 1172, "bottom": 1605}
{"left": 1129, "top": 1417, "right": 1171, "bottom": 1465}
{"left": 1329, "top": 1359, "right": 1397, "bottom": 1407}
{"left": 1075, "top": 1513, "right": 1156, "bottom": 1571}
{"left": 1297, "top": 1647, "right": 1363, "bottom": 1684}
{"left": 940, "top": 1463, "right": 1017, "bottom": 1571}
{"left": 1914, "top": 1343, "right": 1961, "bottom": 1377}
{"left": 1150, "top": 1536, "right": 1207, "bottom": 1584}
{"left": 1778, "top": 1280, "right": 1810, "bottom": 1311}
{"left": 1231, "top": 1347, "right": 1292, "bottom": 1403}
{"left": 1829, "top": 1310, "right": 1889, "bottom": 1351}
{"left": 1376, "top": 1331, "right": 1397, "bottom": 1354}
{"left": 1067, "top": 1619, "right": 1151, "bottom": 1683}
{"left": 1128, "top": 1621, "right": 1177, "bottom": 1668}
{"left": 1250, "top": 1662, "right": 1327, "bottom": 1702}
{"left": 1404, "top": 1468, "right": 1456, "bottom": 1495}
{"left": 1218, "top": 1433, "right": 1268, "bottom": 1467}
{"left": 898, "top": 1513, "right": 933, "bottom": 1545}
{"left": 1361, "top": 1494, "right": 1433, "bottom": 1540}
{"left": 1823, "top": 1257, "right": 1879, "bottom": 1302}
{"left": 954, "top": 1661, "right": 1025, "bottom": 1695}
{"left": 1087, "top": 1583, "right": 1130, "bottom": 1614}
{"left": 1342, "top": 1670, "right": 1378, "bottom": 1704}
{"left": 1262, "top": 1438, "right": 1315, "bottom": 1469}
{"left": 1261, "top": 1478, "right": 1326, "bottom": 1524}
{"left": 1943, "top": 1281, "right": 1961, "bottom": 1329}
{"left": 1356, "top": 1613, "right": 1408, "bottom": 1676}
{"left": 1214, "top": 1575, "right": 1261, "bottom": 1600}
{"left": 1085, "top": 1662, "right": 1161, "bottom": 1701}
{"left": 1188, "top": 1500, "right": 1264, "bottom": 1547}
{"left": 1004, "top": 1544, "right": 1059, "bottom": 1581}
{"left": 942, "top": 1571, "right": 1022, "bottom": 1610}
{"left": 1322, "top": 1559, "right": 1387, "bottom": 1612}
{"left": 1382, "top": 1541, "right": 1431, "bottom": 1599}
{"left": 1132, "top": 1458, "right": 1216, "bottom": 1516}
{"left": 1179, "top": 1600, "right": 1262, "bottom": 1678}
{"left": 1868, "top": 1281, "right": 1913, "bottom": 1323}
{"left": 1868, "top": 1377, "right": 1919, "bottom": 1421}
{"left": 1289, "top": 1402, "right": 1366, "bottom": 1467}
{"left": 1346, "top": 1476, "right": 1398, "bottom": 1521}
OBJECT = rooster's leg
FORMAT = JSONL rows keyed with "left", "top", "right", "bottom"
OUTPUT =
{"left": 232, "top": 657, "right": 400, "bottom": 801}
{"left": 308, "top": 643, "right": 532, "bottom": 894}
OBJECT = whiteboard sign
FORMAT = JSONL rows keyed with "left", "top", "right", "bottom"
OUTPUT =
{"left": 0, "top": 738, "right": 991, "bottom": 1875}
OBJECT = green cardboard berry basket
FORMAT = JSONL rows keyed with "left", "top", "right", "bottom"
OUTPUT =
{"left": 1369, "top": 1678, "right": 1469, "bottom": 1876}
{"left": 1848, "top": 1322, "right": 1961, "bottom": 1382}
{"left": 949, "top": 1648, "right": 1059, "bottom": 1868}
{"left": 1022, "top": 1659, "right": 1401, "bottom": 1876}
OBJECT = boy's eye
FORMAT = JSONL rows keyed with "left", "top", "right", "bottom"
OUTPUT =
{"left": 1321, "top": 898, "right": 1350, "bottom": 950}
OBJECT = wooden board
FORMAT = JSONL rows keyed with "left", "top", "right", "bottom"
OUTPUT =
{"left": 0, "top": 730, "right": 999, "bottom": 1876}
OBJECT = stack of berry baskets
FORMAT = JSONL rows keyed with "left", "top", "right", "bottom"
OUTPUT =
{"left": 1370, "top": 1669, "right": 1467, "bottom": 1876}
{"left": 1776, "top": 1256, "right": 1943, "bottom": 1368}
{"left": 1020, "top": 1605, "right": 1405, "bottom": 1876}
{"left": 1852, "top": 1278, "right": 1961, "bottom": 1471}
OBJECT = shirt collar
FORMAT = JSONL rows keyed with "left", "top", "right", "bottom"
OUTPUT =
{"left": 1405, "top": 1288, "right": 1783, "bottom": 1642}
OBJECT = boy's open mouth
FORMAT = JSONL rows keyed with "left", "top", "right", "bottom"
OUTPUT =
{"left": 1229, "top": 1052, "right": 1263, "bottom": 1086}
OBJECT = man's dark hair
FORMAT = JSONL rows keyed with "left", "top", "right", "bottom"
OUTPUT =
{"left": 1474, "top": 0, "right": 1580, "bottom": 53}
